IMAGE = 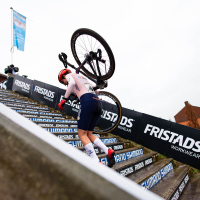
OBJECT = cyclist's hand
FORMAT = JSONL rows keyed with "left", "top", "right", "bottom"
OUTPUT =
{"left": 58, "top": 99, "right": 66, "bottom": 111}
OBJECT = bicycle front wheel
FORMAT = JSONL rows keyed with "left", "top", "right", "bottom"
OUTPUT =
{"left": 93, "top": 91, "right": 122, "bottom": 134}
{"left": 71, "top": 28, "right": 115, "bottom": 81}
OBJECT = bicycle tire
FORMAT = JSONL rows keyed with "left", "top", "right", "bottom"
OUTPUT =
{"left": 93, "top": 91, "right": 122, "bottom": 134}
{"left": 71, "top": 28, "right": 115, "bottom": 81}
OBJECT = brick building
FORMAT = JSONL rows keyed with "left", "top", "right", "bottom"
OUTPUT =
{"left": 0, "top": 73, "right": 7, "bottom": 82}
{"left": 174, "top": 101, "right": 200, "bottom": 127}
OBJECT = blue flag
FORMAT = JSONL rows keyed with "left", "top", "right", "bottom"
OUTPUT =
{"left": 13, "top": 10, "right": 26, "bottom": 51}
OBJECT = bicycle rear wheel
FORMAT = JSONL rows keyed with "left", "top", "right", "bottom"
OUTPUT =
{"left": 93, "top": 91, "right": 122, "bottom": 134}
{"left": 71, "top": 28, "right": 115, "bottom": 80}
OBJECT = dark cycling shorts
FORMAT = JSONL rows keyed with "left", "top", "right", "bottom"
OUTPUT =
{"left": 77, "top": 93, "right": 102, "bottom": 131}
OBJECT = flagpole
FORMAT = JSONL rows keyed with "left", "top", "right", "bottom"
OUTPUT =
{"left": 10, "top": 7, "right": 14, "bottom": 64}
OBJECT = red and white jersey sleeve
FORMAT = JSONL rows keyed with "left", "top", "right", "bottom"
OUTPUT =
{"left": 64, "top": 73, "right": 96, "bottom": 99}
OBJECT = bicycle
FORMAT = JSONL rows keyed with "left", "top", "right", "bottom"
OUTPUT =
{"left": 58, "top": 28, "right": 122, "bottom": 134}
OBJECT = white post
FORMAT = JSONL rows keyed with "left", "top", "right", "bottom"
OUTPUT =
{"left": 10, "top": 7, "right": 14, "bottom": 64}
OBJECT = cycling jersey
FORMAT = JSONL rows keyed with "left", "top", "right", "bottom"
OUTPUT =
{"left": 63, "top": 73, "right": 102, "bottom": 131}
{"left": 64, "top": 73, "right": 96, "bottom": 99}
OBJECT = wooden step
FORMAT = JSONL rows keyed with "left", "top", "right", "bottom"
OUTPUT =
{"left": 0, "top": 94, "right": 28, "bottom": 100}
{"left": 99, "top": 147, "right": 144, "bottom": 166}
{"left": 13, "top": 109, "right": 64, "bottom": 117}
{"left": 128, "top": 158, "right": 173, "bottom": 189}
{"left": 79, "top": 142, "right": 129, "bottom": 155}
{"left": 28, "top": 118, "right": 77, "bottom": 123}
{"left": 0, "top": 89, "right": 12, "bottom": 93}
{"left": 64, "top": 136, "right": 118, "bottom": 147}
{"left": 0, "top": 93, "right": 20, "bottom": 97}
{"left": 23, "top": 114, "right": 66, "bottom": 119}
{"left": 113, "top": 152, "right": 157, "bottom": 177}
{"left": 151, "top": 165, "right": 190, "bottom": 199}
{"left": 8, "top": 106, "right": 51, "bottom": 112}
{"left": 179, "top": 173, "right": 200, "bottom": 200}
{"left": 39, "top": 124, "right": 77, "bottom": 128}
{"left": 0, "top": 99, "right": 38, "bottom": 105}
{"left": 1, "top": 102, "right": 49, "bottom": 110}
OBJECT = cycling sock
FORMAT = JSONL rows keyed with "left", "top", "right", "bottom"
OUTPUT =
{"left": 94, "top": 138, "right": 108, "bottom": 155}
{"left": 84, "top": 143, "right": 99, "bottom": 162}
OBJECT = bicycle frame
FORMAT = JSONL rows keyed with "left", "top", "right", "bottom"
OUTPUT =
{"left": 59, "top": 52, "right": 107, "bottom": 90}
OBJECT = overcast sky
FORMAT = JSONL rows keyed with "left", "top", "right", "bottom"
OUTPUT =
{"left": 1, "top": 0, "right": 200, "bottom": 122}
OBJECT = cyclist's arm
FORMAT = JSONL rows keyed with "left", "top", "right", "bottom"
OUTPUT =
{"left": 64, "top": 75, "right": 76, "bottom": 99}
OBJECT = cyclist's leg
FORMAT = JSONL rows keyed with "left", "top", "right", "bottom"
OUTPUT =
{"left": 87, "top": 99, "right": 115, "bottom": 167}
{"left": 88, "top": 131, "right": 108, "bottom": 155}
{"left": 78, "top": 129, "right": 99, "bottom": 162}
{"left": 78, "top": 94, "right": 99, "bottom": 162}
{"left": 78, "top": 129, "right": 91, "bottom": 146}
{"left": 87, "top": 131, "right": 98, "bottom": 143}
{"left": 87, "top": 99, "right": 109, "bottom": 155}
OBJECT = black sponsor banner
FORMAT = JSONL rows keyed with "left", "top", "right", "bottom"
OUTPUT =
{"left": 96, "top": 105, "right": 142, "bottom": 142}
{"left": 0, "top": 77, "right": 13, "bottom": 90}
{"left": 55, "top": 90, "right": 142, "bottom": 142}
{"left": 6, "top": 75, "right": 200, "bottom": 169}
{"left": 111, "top": 108, "right": 142, "bottom": 142}
{"left": 136, "top": 114, "right": 172, "bottom": 152}
{"left": 12, "top": 75, "right": 33, "bottom": 97}
{"left": 95, "top": 101, "right": 119, "bottom": 133}
{"left": 31, "top": 80, "right": 58, "bottom": 108}
{"left": 55, "top": 88, "right": 80, "bottom": 119}
{"left": 137, "top": 114, "right": 200, "bottom": 170}
{"left": 169, "top": 123, "right": 200, "bottom": 169}
{"left": 12, "top": 75, "right": 32, "bottom": 97}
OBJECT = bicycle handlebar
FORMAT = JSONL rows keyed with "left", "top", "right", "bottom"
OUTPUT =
{"left": 58, "top": 52, "right": 108, "bottom": 89}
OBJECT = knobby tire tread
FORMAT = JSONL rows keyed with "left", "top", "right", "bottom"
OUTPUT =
{"left": 93, "top": 91, "right": 122, "bottom": 134}
{"left": 71, "top": 28, "right": 115, "bottom": 81}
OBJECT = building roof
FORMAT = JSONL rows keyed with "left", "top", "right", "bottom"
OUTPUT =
{"left": 174, "top": 101, "right": 200, "bottom": 123}
{"left": 0, "top": 73, "right": 7, "bottom": 79}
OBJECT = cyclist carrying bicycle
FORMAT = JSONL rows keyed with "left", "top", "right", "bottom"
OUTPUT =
{"left": 58, "top": 69, "right": 115, "bottom": 167}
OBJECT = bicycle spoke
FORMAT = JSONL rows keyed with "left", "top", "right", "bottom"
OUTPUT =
{"left": 86, "top": 35, "right": 92, "bottom": 51}
{"left": 93, "top": 38, "right": 98, "bottom": 52}
{"left": 79, "top": 35, "right": 90, "bottom": 53}
{"left": 76, "top": 41, "right": 88, "bottom": 53}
